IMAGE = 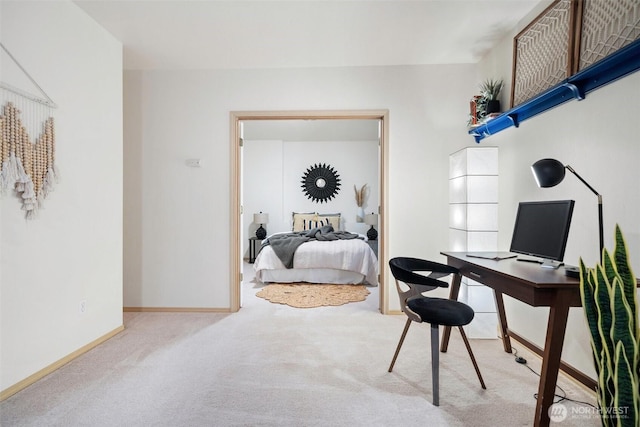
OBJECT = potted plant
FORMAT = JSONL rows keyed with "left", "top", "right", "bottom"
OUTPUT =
{"left": 480, "top": 78, "right": 503, "bottom": 114}
{"left": 579, "top": 224, "right": 639, "bottom": 426}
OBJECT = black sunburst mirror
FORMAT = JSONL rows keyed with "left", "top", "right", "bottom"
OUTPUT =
{"left": 301, "top": 163, "right": 341, "bottom": 203}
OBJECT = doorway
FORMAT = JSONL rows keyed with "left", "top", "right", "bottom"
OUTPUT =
{"left": 230, "top": 110, "right": 389, "bottom": 313}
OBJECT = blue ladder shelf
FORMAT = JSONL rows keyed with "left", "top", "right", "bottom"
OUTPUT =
{"left": 470, "top": 38, "right": 640, "bottom": 143}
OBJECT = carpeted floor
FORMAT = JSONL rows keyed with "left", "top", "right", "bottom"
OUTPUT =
{"left": 0, "top": 267, "right": 599, "bottom": 426}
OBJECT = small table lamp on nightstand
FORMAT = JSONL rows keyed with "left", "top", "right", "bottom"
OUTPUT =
{"left": 253, "top": 212, "right": 269, "bottom": 240}
{"left": 365, "top": 213, "right": 378, "bottom": 241}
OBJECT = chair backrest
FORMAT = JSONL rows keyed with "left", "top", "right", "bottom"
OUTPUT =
{"left": 389, "top": 257, "right": 460, "bottom": 322}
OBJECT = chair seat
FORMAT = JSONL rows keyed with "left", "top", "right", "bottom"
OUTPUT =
{"left": 407, "top": 297, "right": 475, "bottom": 327}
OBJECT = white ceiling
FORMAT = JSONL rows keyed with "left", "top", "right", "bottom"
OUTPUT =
{"left": 73, "top": 0, "right": 542, "bottom": 70}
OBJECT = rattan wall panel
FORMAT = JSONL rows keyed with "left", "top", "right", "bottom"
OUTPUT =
{"left": 579, "top": 0, "right": 640, "bottom": 70}
{"left": 512, "top": 0, "right": 573, "bottom": 106}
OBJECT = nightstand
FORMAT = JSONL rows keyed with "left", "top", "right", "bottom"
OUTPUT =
{"left": 367, "top": 240, "right": 378, "bottom": 258}
{"left": 248, "top": 237, "right": 261, "bottom": 263}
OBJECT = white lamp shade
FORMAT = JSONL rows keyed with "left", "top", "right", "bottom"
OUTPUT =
{"left": 253, "top": 213, "right": 269, "bottom": 224}
{"left": 364, "top": 213, "right": 378, "bottom": 226}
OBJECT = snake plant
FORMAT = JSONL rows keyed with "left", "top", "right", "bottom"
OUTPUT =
{"left": 579, "top": 225, "right": 639, "bottom": 426}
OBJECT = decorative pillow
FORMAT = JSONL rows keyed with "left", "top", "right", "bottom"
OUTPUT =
{"left": 318, "top": 213, "right": 341, "bottom": 231}
{"left": 306, "top": 218, "right": 332, "bottom": 230}
{"left": 292, "top": 212, "right": 317, "bottom": 232}
{"left": 292, "top": 212, "right": 342, "bottom": 231}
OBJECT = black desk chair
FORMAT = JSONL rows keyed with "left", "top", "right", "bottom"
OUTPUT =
{"left": 388, "top": 257, "right": 486, "bottom": 406}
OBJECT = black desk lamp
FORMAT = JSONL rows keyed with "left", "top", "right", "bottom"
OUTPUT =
{"left": 531, "top": 158, "right": 603, "bottom": 259}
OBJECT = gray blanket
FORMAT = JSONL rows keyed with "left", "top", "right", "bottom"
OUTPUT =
{"left": 260, "top": 225, "right": 362, "bottom": 268}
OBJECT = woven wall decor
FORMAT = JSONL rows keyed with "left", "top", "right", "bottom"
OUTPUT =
{"left": 510, "top": 0, "right": 640, "bottom": 108}
{"left": 511, "top": 0, "right": 574, "bottom": 107}
{"left": 576, "top": 0, "right": 640, "bottom": 72}
{"left": 0, "top": 101, "right": 57, "bottom": 218}
{"left": 1, "top": 43, "right": 58, "bottom": 219}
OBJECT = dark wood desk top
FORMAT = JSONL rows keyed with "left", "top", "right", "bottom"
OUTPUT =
{"left": 440, "top": 252, "right": 582, "bottom": 307}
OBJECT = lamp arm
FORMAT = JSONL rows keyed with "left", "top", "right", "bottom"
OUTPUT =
{"left": 566, "top": 165, "right": 600, "bottom": 197}
{"left": 567, "top": 165, "right": 604, "bottom": 257}
{"left": 597, "top": 201, "right": 604, "bottom": 258}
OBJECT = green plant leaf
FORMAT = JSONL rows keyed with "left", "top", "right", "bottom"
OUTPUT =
{"left": 603, "top": 248, "right": 617, "bottom": 285}
{"left": 594, "top": 265, "right": 617, "bottom": 403}
{"left": 580, "top": 226, "right": 639, "bottom": 426}
{"left": 613, "top": 225, "right": 638, "bottom": 339}
{"left": 613, "top": 341, "right": 639, "bottom": 427}
{"left": 581, "top": 259, "right": 603, "bottom": 374}
{"left": 611, "top": 276, "right": 636, "bottom": 352}
{"left": 479, "top": 78, "right": 503, "bottom": 101}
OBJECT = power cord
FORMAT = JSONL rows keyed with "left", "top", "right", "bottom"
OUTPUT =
{"left": 511, "top": 347, "right": 597, "bottom": 409}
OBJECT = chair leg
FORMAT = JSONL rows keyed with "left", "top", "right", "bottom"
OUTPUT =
{"left": 388, "top": 318, "right": 412, "bottom": 372}
{"left": 431, "top": 323, "right": 440, "bottom": 406}
{"left": 458, "top": 325, "right": 486, "bottom": 389}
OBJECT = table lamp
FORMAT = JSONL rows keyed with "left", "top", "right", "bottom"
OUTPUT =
{"left": 531, "top": 158, "right": 603, "bottom": 259}
{"left": 365, "top": 213, "right": 378, "bottom": 241}
{"left": 253, "top": 212, "right": 269, "bottom": 240}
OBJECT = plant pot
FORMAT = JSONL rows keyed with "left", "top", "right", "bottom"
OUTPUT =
{"left": 486, "top": 100, "right": 501, "bottom": 114}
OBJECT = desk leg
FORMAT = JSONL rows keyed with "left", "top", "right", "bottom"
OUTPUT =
{"left": 494, "top": 291, "right": 512, "bottom": 353}
{"left": 440, "top": 273, "right": 462, "bottom": 353}
{"left": 534, "top": 294, "right": 571, "bottom": 427}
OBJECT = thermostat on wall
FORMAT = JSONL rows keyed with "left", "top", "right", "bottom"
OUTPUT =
{"left": 186, "top": 158, "right": 202, "bottom": 167}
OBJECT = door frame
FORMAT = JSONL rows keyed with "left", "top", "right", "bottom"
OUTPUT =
{"left": 229, "top": 109, "right": 389, "bottom": 313}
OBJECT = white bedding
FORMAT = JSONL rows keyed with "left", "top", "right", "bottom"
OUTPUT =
{"left": 254, "top": 238, "right": 378, "bottom": 285}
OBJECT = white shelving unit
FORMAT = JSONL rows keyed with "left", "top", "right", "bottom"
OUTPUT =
{"left": 449, "top": 146, "right": 499, "bottom": 339}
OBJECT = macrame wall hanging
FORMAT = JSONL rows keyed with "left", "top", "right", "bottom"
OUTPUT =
{"left": 0, "top": 42, "right": 58, "bottom": 219}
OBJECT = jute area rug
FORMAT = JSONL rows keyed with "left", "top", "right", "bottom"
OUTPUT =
{"left": 256, "top": 283, "right": 370, "bottom": 308}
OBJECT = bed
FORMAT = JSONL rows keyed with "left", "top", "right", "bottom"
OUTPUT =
{"left": 253, "top": 212, "right": 378, "bottom": 286}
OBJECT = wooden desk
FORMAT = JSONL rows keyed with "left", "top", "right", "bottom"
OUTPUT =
{"left": 440, "top": 252, "right": 583, "bottom": 427}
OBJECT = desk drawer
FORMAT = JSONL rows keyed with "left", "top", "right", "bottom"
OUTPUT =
{"left": 457, "top": 263, "right": 540, "bottom": 305}
{"left": 458, "top": 263, "right": 512, "bottom": 288}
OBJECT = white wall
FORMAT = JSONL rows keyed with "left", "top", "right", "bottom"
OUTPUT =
{"left": 473, "top": 7, "right": 640, "bottom": 379}
{"left": 243, "top": 138, "right": 379, "bottom": 257}
{"left": 123, "top": 64, "right": 477, "bottom": 309}
{"left": 243, "top": 139, "right": 284, "bottom": 253}
{"left": 1, "top": 1, "right": 123, "bottom": 392}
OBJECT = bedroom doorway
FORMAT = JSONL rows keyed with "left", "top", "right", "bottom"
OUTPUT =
{"left": 230, "top": 110, "right": 389, "bottom": 313}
